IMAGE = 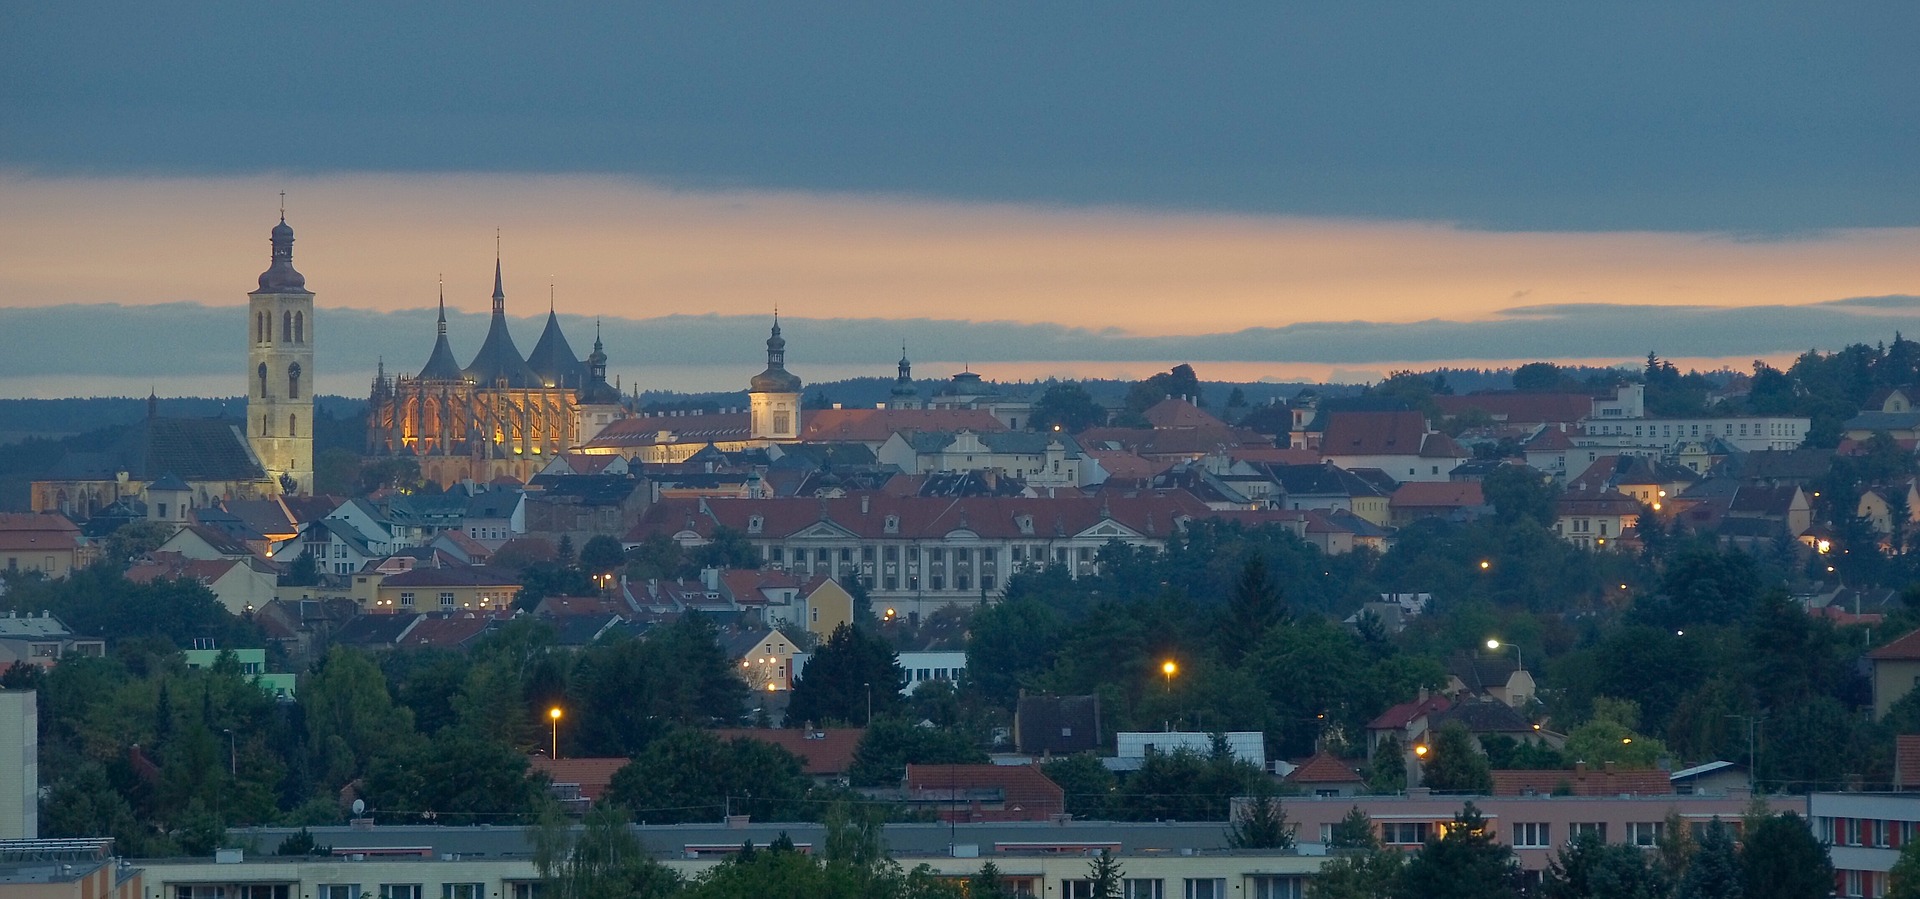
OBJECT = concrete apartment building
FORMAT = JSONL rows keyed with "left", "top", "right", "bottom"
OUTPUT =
{"left": 1812, "top": 791, "right": 1920, "bottom": 899}
{"left": 0, "top": 689, "right": 38, "bottom": 840}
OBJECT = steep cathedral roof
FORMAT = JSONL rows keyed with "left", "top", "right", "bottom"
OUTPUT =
{"left": 462, "top": 258, "right": 542, "bottom": 389}
{"left": 417, "top": 285, "right": 466, "bottom": 381}
{"left": 526, "top": 292, "right": 585, "bottom": 389}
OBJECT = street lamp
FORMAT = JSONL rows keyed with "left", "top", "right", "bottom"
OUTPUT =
{"left": 1414, "top": 743, "right": 1429, "bottom": 759}
{"left": 1161, "top": 659, "right": 1178, "bottom": 694}
{"left": 548, "top": 707, "right": 563, "bottom": 760}
{"left": 1479, "top": 560, "right": 1491, "bottom": 571}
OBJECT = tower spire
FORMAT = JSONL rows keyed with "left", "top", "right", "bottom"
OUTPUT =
{"left": 492, "top": 255, "right": 505, "bottom": 316}
{"left": 437, "top": 275, "right": 447, "bottom": 336}
{"left": 278, "top": 191, "right": 286, "bottom": 223}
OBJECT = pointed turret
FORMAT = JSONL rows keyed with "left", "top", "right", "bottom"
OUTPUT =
{"left": 417, "top": 282, "right": 466, "bottom": 381}
{"left": 891, "top": 343, "right": 919, "bottom": 405}
{"left": 462, "top": 256, "right": 540, "bottom": 388}
{"left": 577, "top": 318, "right": 623, "bottom": 405}
{"left": 526, "top": 286, "right": 584, "bottom": 389}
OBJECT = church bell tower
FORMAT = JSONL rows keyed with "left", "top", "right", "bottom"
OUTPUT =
{"left": 247, "top": 211, "right": 316, "bottom": 495}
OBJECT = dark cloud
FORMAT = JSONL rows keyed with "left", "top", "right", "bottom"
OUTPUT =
{"left": 7, "top": 297, "right": 1916, "bottom": 384}
{"left": 2, "top": 4, "right": 1913, "bottom": 232}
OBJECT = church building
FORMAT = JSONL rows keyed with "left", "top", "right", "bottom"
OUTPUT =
{"left": 248, "top": 214, "right": 315, "bottom": 494}
{"left": 363, "top": 258, "right": 626, "bottom": 485}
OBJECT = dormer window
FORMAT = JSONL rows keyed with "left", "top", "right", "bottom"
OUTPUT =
{"left": 884, "top": 515, "right": 900, "bottom": 534}
{"left": 747, "top": 515, "right": 763, "bottom": 534}
{"left": 1017, "top": 515, "right": 1034, "bottom": 535}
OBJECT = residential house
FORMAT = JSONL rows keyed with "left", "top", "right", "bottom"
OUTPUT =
{"left": 1283, "top": 750, "right": 1367, "bottom": 797}
{"left": 1365, "top": 693, "right": 1451, "bottom": 757}
{"left": 528, "top": 757, "right": 629, "bottom": 812}
{"left": 1552, "top": 490, "right": 1641, "bottom": 550}
{"left": 464, "top": 489, "right": 523, "bottom": 548}
{"left": 295, "top": 518, "right": 385, "bottom": 578}
{"left": 1446, "top": 654, "right": 1536, "bottom": 708}
{"left": 0, "top": 612, "right": 105, "bottom": 670}
{"left": 1669, "top": 761, "right": 1753, "bottom": 796}
{"left": 712, "top": 727, "right": 866, "bottom": 783}
{"left": 896, "top": 650, "right": 968, "bottom": 695}
{"left": 1433, "top": 392, "right": 1597, "bottom": 430}
{"left": 182, "top": 643, "right": 296, "bottom": 700}
{"left": 1859, "top": 483, "right": 1920, "bottom": 541}
{"left": 727, "top": 627, "right": 803, "bottom": 693}
{"left": 1317, "top": 411, "right": 1469, "bottom": 483}
{"left": 519, "top": 475, "right": 648, "bottom": 546}
{"left": 0, "top": 513, "right": 88, "bottom": 578}
{"left": 1567, "top": 455, "right": 1698, "bottom": 512}
{"left": 918, "top": 369, "right": 1035, "bottom": 431}
{"left": 1014, "top": 693, "right": 1102, "bottom": 757}
{"left": 877, "top": 429, "right": 1094, "bottom": 489}
{"left": 396, "top": 612, "right": 508, "bottom": 651}
{"left": 899, "top": 764, "right": 1066, "bottom": 823}
{"left": 371, "top": 566, "right": 524, "bottom": 614}
{"left": 1268, "top": 462, "right": 1393, "bottom": 526}
{"left": 125, "top": 552, "right": 279, "bottom": 616}
{"left": 1579, "top": 384, "right": 1811, "bottom": 453}
{"left": 1868, "top": 629, "right": 1920, "bottom": 719}
{"left": 1427, "top": 698, "right": 1556, "bottom": 753}
{"left": 1389, "top": 481, "right": 1487, "bottom": 526}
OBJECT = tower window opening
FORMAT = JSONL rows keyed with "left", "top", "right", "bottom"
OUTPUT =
{"left": 289, "top": 362, "right": 302, "bottom": 399}
{"left": 283, "top": 310, "right": 293, "bottom": 342}
{"left": 258, "top": 363, "right": 269, "bottom": 398}
{"left": 289, "top": 414, "right": 297, "bottom": 437}
{"left": 294, "top": 311, "right": 304, "bottom": 343}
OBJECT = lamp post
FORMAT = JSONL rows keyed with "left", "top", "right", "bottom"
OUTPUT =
{"left": 1161, "top": 659, "right": 1178, "bottom": 694}
{"left": 548, "top": 707, "right": 563, "bottom": 760}
{"left": 222, "top": 728, "right": 235, "bottom": 777}
{"left": 863, "top": 682, "right": 872, "bottom": 726}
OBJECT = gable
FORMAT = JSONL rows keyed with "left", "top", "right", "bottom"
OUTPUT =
{"left": 1075, "top": 520, "right": 1142, "bottom": 541}
{"left": 791, "top": 520, "right": 860, "bottom": 540}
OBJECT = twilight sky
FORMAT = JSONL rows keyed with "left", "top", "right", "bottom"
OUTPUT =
{"left": 1, "top": 4, "right": 1915, "bottom": 396}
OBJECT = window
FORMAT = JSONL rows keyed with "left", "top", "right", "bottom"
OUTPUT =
{"left": 283, "top": 310, "right": 294, "bottom": 342}
{"left": 1512, "top": 822, "right": 1551, "bottom": 848}
{"left": 1383, "top": 822, "right": 1430, "bottom": 845}
{"left": 320, "top": 886, "right": 360, "bottom": 899}
{"left": 289, "top": 414, "right": 297, "bottom": 437}
{"left": 236, "top": 888, "right": 290, "bottom": 899}
{"left": 399, "top": 592, "right": 415, "bottom": 608}
{"left": 508, "top": 885, "right": 542, "bottom": 899}
{"left": 1627, "top": 821, "right": 1664, "bottom": 847}
{"left": 931, "top": 573, "right": 945, "bottom": 590}
{"left": 439, "top": 592, "right": 456, "bottom": 609}
{"left": 1184, "top": 878, "right": 1225, "bottom": 899}
{"left": 258, "top": 362, "right": 270, "bottom": 397}
{"left": 772, "top": 411, "right": 791, "bottom": 433}
{"left": 1063, "top": 881, "right": 1099, "bottom": 899}
{"left": 1569, "top": 822, "right": 1607, "bottom": 842}
{"left": 382, "top": 886, "right": 424, "bottom": 899}
{"left": 294, "top": 311, "right": 304, "bottom": 343}
{"left": 443, "top": 886, "right": 485, "bottom": 899}
{"left": 1123, "top": 879, "right": 1165, "bottom": 899}
{"left": 1250, "top": 876, "right": 1304, "bottom": 899}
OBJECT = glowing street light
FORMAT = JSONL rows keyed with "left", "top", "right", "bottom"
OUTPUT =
{"left": 1479, "top": 560, "right": 1491, "bottom": 571}
{"left": 1486, "top": 638, "right": 1501, "bottom": 651}
{"left": 1161, "top": 659, "right": 1178, "bottom": 693}
{"left": 548, "top": 707, "right": 563, "bottom": 760}
{"left": 1414, "top": 744, "right": 1429, "bottom": 758}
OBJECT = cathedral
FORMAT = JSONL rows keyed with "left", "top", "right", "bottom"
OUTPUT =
{"left": 364, "top": 259, "right": 626, "bottom": 485}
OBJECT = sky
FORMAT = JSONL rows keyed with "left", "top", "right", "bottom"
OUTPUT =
{"left": 1, "top": 4, "right": 1915, "bottom": 397}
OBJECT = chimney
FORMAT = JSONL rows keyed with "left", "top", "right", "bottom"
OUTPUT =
{"left": 1603, "top": 761, "right": 1615, "bottom": 774}
{"left": 861, "top": 495, "right": 871, "bottom": 515}
{"left": 1575, "top": 761, "right": 1588, "bottom": 776}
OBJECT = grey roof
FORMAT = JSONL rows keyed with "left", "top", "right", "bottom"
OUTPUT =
{"left": 417, "top": 294, "right": 466, "bottom": 381}
{"left": 1845, "top": 411, "right": 1920, "bottom": 431}
{"left": 1015, "top": 693, "right": 1101, "bottom": 756}
{"left": 42, "top": 418, "right": 266, "bottom": 483}
{"left": 525, "top": 310, "right": 585, "bottom": 389}
{"left": 1268, "top": 462, "right": 1389, "bottom": 498}
{"left": 463, "top": 260, "right": 543, "bottom": 388}
{"left": 251, "top": 218, "right": 311, "bottom": 294}
{"left": 147, "top": 472, "right": 192, "bottom": 493}
{"left": 1431, "top": 697, "right": 1533, "bottom": 734}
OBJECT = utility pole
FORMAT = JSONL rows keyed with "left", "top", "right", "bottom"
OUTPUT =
{"left": 1726, "top": 714, "right": 1766, "bottom": 789}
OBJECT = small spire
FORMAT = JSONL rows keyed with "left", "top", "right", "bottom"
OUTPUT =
{"left": 549, "top": 278, "right": 555, "bottom": 314}
{"left": 492, "top": 256, "right": 505, "bottom": 315}
{"left": 437, "top": 275, "right": 447, "bottom": 335}
{"left": 278, "top": 191, "right": 286, "bottom": 223}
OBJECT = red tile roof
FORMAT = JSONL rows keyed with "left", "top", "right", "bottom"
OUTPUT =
{"left": 1367, "top": 694, "right": 1452, "bottom": 730}
{"left": 1870, "top": 629, "right": 1920, "bottom": 661}
{"left": 1143, "top": 398, "right": 1229, "bottom": 430}
{"left": 1285, "top": 750, "right": 1365, "bottom": 785}
{"left": 626, "top": 491, "right": 1214, "bottom": 544}
{"left": 801, "top": 408, "right": 1007, "bottom": 443}
{"left": 1226, "top": 447, "right": 1324, "bottom": 466}
{"left": 0, "top": 513, "right": 82, "bottom": 553}
{"left": 379, "top": 565, "right": 524, "bottom": 588}
{"left": 1897, "top": 735, "right": 1920, "bottom": 790}
{"left": 1321, "top": 411, "right": 1440, "bottom": 457}
{"left": 713, "top": 728, "right": 865, "bottom": 777}
{"left": 1391, "top": 481, "right": 1485, "bottom": 509}
{"left": 905, "top": 764, "right": 1066, "bottom": 822}
{"left": 1526, "top": 428, "right": 1576, "bottom": 451}
{"left": 529, "top": 757, "right": 630, "bottom": 802}
{"left": 401, "top": 611, "right": 510, "bottom": 648}
{"left": 1491, "top": 767, "right": 1673, "bottom": 797}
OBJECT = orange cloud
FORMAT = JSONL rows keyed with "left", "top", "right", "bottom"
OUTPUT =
{"left": 0, "top": 172, "right": 1915, "bottom": 339}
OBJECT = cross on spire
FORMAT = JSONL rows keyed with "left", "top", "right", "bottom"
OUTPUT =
{"left": 279, "top": 191, "right": 286, "bottom": 222}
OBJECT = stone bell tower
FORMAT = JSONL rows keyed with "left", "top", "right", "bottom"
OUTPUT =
{"left": 246, "top": 210, "right": 316, "bottom": 495}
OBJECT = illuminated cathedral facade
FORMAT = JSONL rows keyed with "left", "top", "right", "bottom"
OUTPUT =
{"left": 364, "top": 259, "right": 625, "bottom": 485}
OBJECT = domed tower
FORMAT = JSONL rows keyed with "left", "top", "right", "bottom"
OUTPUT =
{"left": 247, "top": 212, "right": 315, "bottom": 495}
{"left": 574, "top": 319, "right": 626, "bottom": 444}
{"left": 890, "top": 344, "right": 921, "bottom": 409}
{"left": 748, "top": 315, "right": 802, "bottom": 440}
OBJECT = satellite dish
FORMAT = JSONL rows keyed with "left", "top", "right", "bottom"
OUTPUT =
{"left": 352, "top": 799, "right": 366, "bottom": 816}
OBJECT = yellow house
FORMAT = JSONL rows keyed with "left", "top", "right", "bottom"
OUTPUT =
{"left": 724, "top": 627, "right": 804, "bottom": 692}
{"left": 797, "top": 576, "right": 855, "bottom": 640}
{"left": 0, "top": 513, "right": 88, "bottom": 579}
{"left": 1869, "top": 629, "right": 1920, "bottom": 719}
{"left": 371, "top": 565, "right": 524, "bottom": 614}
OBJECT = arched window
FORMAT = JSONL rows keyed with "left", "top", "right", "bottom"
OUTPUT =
{"left": 255, "top": 311, "right": 265, "bottom": 343}
{"left": 283, "top": 311, "right": 292, "bottom": 342}
{"left": 289, "top": 414, "right": 297, "bottom": 437}
{"left": 261, "top": 414, "right": 271, "bottom": 437}
{"left": 257, "top": 362, "right": 269, "bottom": 398}
{"left": 288, "top": 363, "right": 302, "bottom": 399}
{"left": 294, "top": 311, "right": 304, "bottom": 344}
